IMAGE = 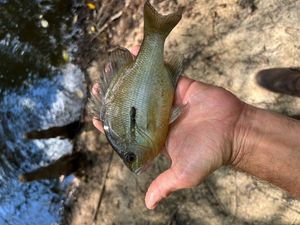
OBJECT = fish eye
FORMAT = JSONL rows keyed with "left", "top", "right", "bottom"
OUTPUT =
{"left": 124, "top": 152, "right": 136, "bottom": 164}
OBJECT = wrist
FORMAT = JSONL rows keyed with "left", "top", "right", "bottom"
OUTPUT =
{"left": 231, "top": 103, "right": 263, "bottom": 169}
{"left": 230, "top": 102, "right": 300, "bottom": 197}
{"left": 231, "top": 102, "right": 300, "bottom": 169}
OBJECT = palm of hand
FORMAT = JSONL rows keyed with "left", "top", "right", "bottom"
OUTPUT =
{"left": 145, "top": 77, "right": 245, "bottom": 209}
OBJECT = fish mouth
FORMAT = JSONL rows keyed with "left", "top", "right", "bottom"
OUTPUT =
{"left": 104, "top": 129, "right": 155, "bottom": 175}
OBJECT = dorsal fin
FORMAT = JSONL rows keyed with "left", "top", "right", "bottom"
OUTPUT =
{"left": 108, "top": 47, "right": 134, "bottom": 73}
{"left": 88, "top": 47, "right": 134, "bottom": 121}
{"left": 101, "top": 47, "right": 134, "bottom": 93}
{"left": 165, "top": 55, "right": 183, "bottom": 87}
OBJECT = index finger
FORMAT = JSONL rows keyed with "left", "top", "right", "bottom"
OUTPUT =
{"left": 131, "top": 45, "right": 140, "bottom": 56}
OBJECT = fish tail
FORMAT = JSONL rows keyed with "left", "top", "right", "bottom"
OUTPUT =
{"left": 144, "top": 1, "right": 182, "bottom": 38}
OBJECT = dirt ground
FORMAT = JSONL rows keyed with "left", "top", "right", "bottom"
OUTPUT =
{"left": 63, "top": 1, "right": 300, "bottom": 224}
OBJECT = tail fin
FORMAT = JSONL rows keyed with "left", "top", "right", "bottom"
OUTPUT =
{"left": 144, "top": 1, "right": 182, "bottom": 38}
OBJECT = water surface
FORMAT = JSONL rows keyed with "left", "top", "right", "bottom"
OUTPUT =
{"left": 0, "top": 0, "right": 86, "bottom": 224}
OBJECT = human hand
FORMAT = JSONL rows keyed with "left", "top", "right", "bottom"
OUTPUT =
{"left": 92, "top": 46, "right": 246, "bottom": 209}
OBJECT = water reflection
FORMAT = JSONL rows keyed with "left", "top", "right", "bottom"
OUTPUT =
{"left": 0, "top": 64, "right": 86, "bottom": 225}
{"left": 0, "top": 0, "right": 82, "bottom": 95}
{"left": 0, "top": 0, "right": 86, "bottom": 224}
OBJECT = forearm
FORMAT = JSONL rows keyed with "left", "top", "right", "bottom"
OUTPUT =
{"left": 233, "top": 104, "right": 300, "bottom": 197}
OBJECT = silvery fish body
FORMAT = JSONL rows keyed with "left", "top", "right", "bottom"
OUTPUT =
{"left": 90, "top": 1, "right": 183, "bottom": 174}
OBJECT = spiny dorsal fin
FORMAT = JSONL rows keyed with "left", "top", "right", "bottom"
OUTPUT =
{"left": 88, "top": 47, "right": 134, "bottom": 121}
{"left": 144, "top": 1, "right": 182, "bottom": 37}
{"left": 102, "top": 46, "right": 134, "bottom": 95}
{"left": 165, "top": 55, "right": 183, "bottom": 87}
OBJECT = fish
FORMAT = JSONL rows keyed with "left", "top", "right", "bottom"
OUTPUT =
{"left": 89, "top": 1, "right": 183, "bottom": 174}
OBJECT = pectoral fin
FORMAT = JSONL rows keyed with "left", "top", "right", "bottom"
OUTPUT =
{"left": 165, "top": 55, "right": 183, "bottom": 87}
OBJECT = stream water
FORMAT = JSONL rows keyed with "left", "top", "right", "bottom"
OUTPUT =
{"left": 0, "top": 0, "right": 86, "bottom": 224}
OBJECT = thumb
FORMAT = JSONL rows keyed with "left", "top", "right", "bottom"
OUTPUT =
{"left": 145, "top": 168, "right": 180, "bottom": 209}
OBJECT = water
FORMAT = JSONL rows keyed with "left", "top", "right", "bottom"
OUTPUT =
{"left": 0, "top": 0, "right": 82, "bottom": 94}
{"left": 0, "top": 0, "right": 87, "bottom": 224}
